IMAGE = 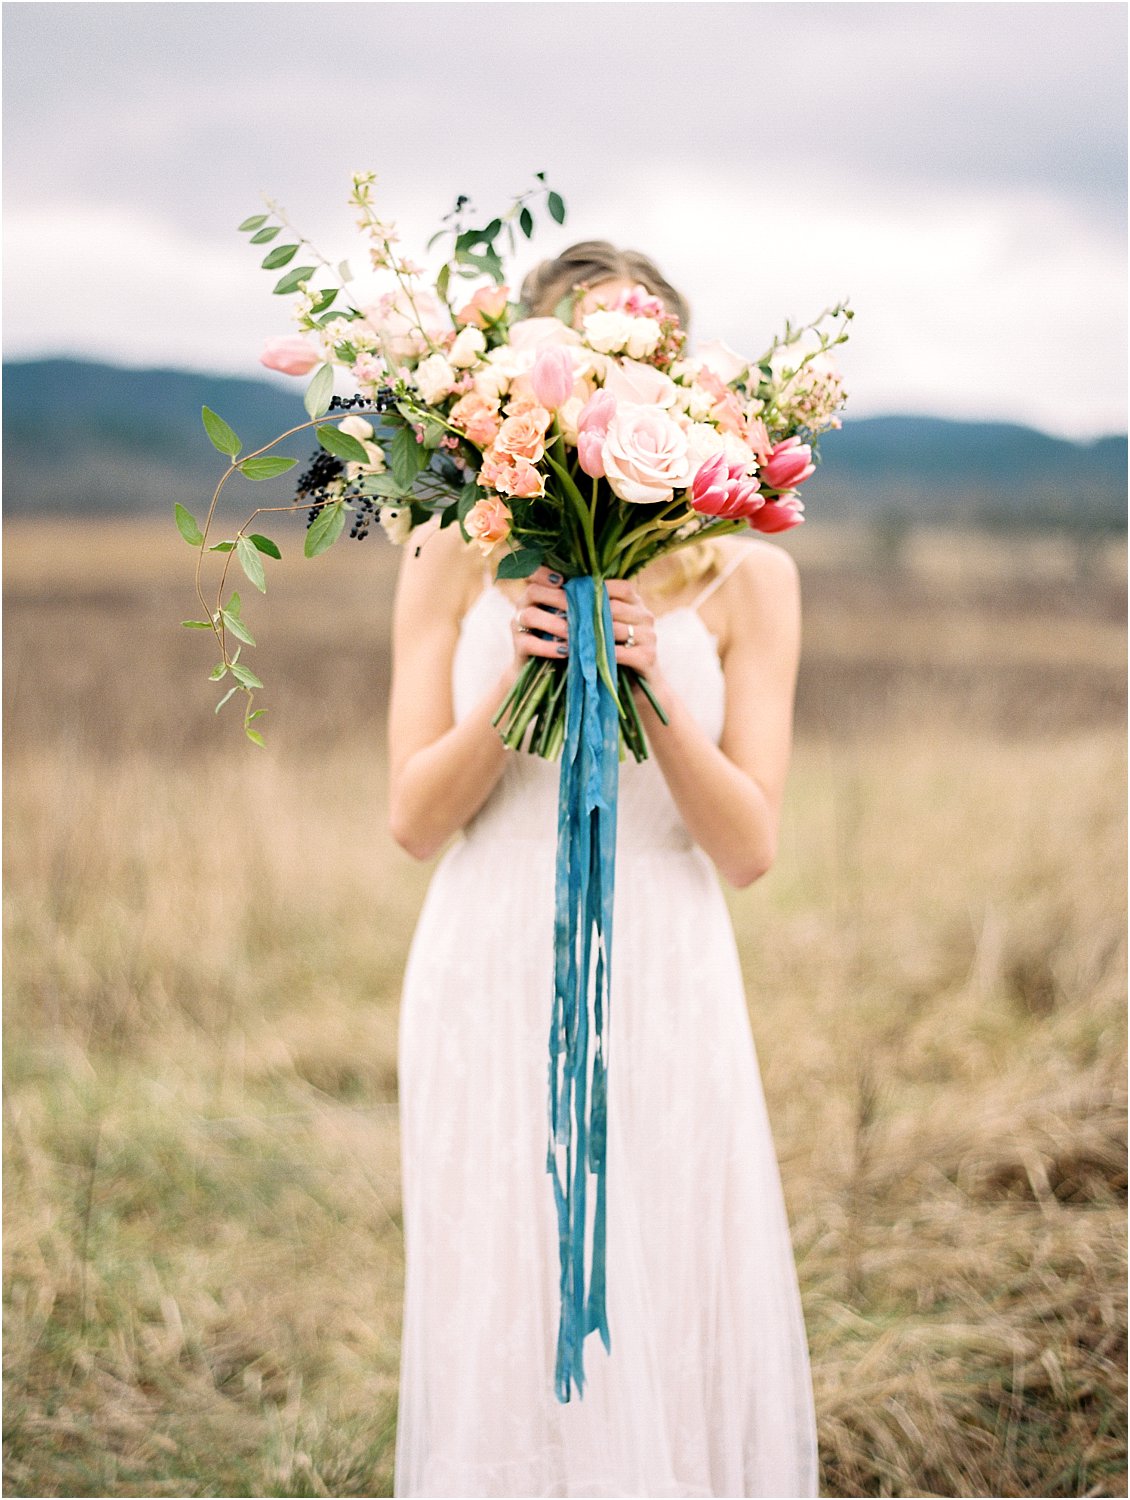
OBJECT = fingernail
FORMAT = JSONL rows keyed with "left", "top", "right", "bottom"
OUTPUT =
{"left": 548, "top": 571, "right": 563, "bottom": 585}
{"left": 556, "top": 642, "right": 568, "bottom": 655}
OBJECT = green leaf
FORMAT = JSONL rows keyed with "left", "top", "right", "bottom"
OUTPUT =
{"left": 209, "top": 540, "right": 236, "bottom": 551}
{"left": 553, "top": 292, "right": 576, "bottom": 326}
{"left": 174, "top": 502, "right": 204, "bottom": 546}
{"left": 238, "top": 213, "right": 268, "bottom": 232}
{"left": 261, "top": 242, "right": 299, "bottom": 270}
{"left": 220, "top": 608, "right": 256, "bottom": 646}
{"left": 546, "top": 191, "right": 566, "bottom": 225}
{"left": 237, "top": 455, "right": 297, "bottom": 480}
{"left": 226, "top": 591, "right": 242, "bottom": 617}
{"left": 457, "top": 482, "right": 481, "bottom": 521}
{"left": 248, "top": 533, "right": 281, "bottom": 559}
{"left": 181, "top": 619, "right": 213, "bottom": 629}
{"left": 358, "top": 471, "right": 410, "bottom": 499}
{"left": 390, "top": 424, "right": 428, "bottom": 490}
{"left": 215, "top": 686, "right": 239, "bottom": 713}
{"left": 250, "top": 224, "right": 281, "bottom": 244}
{"left": 304, "top": 499, "right": 346, "bottom": 558}
{"left": 496, "top": 546, "right": 542, "bottom": 580}
{"left": 245, "top": 728, "right": 266, "bottom": 747}
{"left": 436, "top": 262, "right": 451, "bottom": 304}
{"left": 310, "top": 286, "right": 338, "bottom": 314}
{"left": 304, "top": 362, "right": 334, "bottom": 420}
{"left": 209, "top": 662, "right": 228, "bottom": 681}
{"left": 316, "top": 424, "right": 370, "bottom": 463}
{"left": 230, "top": 662, "right": 264, "bottom": 689}
{"left": 247, "top": 709, "right": 268, "bottom": 722}
{"left": 236, "top": 536, "right": 267, "bottom": 593}
{"left": 201, "top": 405, "right": 242, "bottom": 458}
{"left": 273, "top": 265, "right": 316, "bottom": 295}
{"left": 519, "top": 206, "right": 534, "bottom": 239}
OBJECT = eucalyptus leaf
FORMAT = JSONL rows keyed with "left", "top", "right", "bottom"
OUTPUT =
{"left": 519, "top": 206, "right": 534, "bottom": 239}
{"left": 316, "top": 424, "right": 369, "bottom": 463}
{"left": 248, "top": 533, "right": 281, "bottom": 559}
{"left": 201, "top": 406, "right": 242, "bottom": 458}
{"left": 261, "top": 243, "right": 299, "bottom": 270}
{"left": 209, "top": 662, "right": 228, "bottom": 681}
{"left": 238, "top": 455, "right": 297, "bottom": 480}
{"left": 273, "top": 265, "right": 316, "bottom": 295}
{"left": 181, "top": 619, "right": 212, "bottom": 629}
{"left": 496, "top": 546, "right": 542, "bottom": 580}
{"left": 236, "top": 536, "right": 267, "bottom": 593}
{"left": 215, "top": 686, "right": 239, "bottom": 713}
{"left": 231, "top": 662, "right": 264, "bottom": 689}
{"left": 238, "top": 213, "right": 269, "bottom": 232}
{"left": 304, "top": 362, "right": 334, "bottom": 420}
{"left": 304, "top": 499, "right": 347, "bottom": 558}
{"left": 174, "top": 503, "right": 204, "bottom": 546}
{"left": 250, "top": 225, "right": 281, "bottom": 245}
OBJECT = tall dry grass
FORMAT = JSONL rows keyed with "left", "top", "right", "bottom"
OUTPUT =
{"left": 4, "top": 517, "right": 1126, "bottom": 1497}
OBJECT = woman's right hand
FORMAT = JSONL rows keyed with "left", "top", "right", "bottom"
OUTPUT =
{"left": 509, "top": 565, "right": 571, "bottom": 663}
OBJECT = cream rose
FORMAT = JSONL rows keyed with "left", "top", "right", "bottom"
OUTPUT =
{"left": 602, "top": 358, "right": 677, "bottom": 409}
{"left": 582, "top": 309, "right": 635, "bottom": 354}
{"left": 413, "top": 353, "right": 457, "bottom": 404}
{"left": 696, "top": 338, "right": 749, "bottom": 385}
{"left": 602, "top": 404, "right": 691, "bottom": 505}
{"left": 684, "top": 421, "right": 727, "bottom": 475}
{"left": 448, "top": 325, "right": 487, "bottom": 369}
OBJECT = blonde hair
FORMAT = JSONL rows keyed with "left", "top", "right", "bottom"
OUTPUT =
{"left": 519, "top": 239, "right": 692, "bottom": 334}
{"left": 522, "top": 240, "right": 718, "bottom": 597}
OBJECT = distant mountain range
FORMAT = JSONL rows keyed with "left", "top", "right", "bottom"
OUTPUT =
{"left": 3, "top": 357, "right": 1126, "bottom": 531}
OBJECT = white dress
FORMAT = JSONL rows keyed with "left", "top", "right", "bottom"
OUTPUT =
{"left": 395, "top": 548, "right": 820, "bottom": 1499}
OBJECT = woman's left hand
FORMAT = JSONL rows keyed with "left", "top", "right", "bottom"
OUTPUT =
{"left": 604, "top": 577, "right": 661, "bottom": 682}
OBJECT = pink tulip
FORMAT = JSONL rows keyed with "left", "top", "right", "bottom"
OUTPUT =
{"left": 530, "top": 346, "right": 574, "bottom": 410}
{"left": 690, "top": 453, "right": 764, "bottom": 518}
{"left": 749, "top": 493, "right": 805, "bottom": 533}
{"left": 259, "top": 335, "right": 323, "bottom": 376}
{"left": 761, "top": 437, "right": 815, "bottom": 491}
{"left": 575, "top": 389, "right": 617, "bottom": 478}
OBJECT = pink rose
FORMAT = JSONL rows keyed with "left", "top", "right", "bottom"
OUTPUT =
{"left": 761, "top": 437, "right": 815, "bottom": 491}
{"left": 494, "top": 407, "right": 551, "bottom": 464}
{"left": 449, "top": 392, "right": 501, "bottom": 449}
{"left": 602, "top": 404, "right": 691, "bottom": 505}
{"left": 749, "top": 493, "right": 805, "bottom": 533}
{"left": 695, "top": 338, "right": 748, "bottom": 386}
{"left": 464, "top": 495, "right": 513, "bottom": 554}
{"left": 506, "top": 317, "right": 583, "bottom": 354}
{"left": 601, "top": 358, "right": 677, "bottom": 409}
{"left": 530, "top": 346, "right": 575, "bottom": 410}
{"left": 455, "top": 284, "right": 510, "bottom": 328}
{"left": 259, "top": 336, "right": 323, "bottom": 376}
{"left": 576, "top": 390, "right": 617, "bottom": 478}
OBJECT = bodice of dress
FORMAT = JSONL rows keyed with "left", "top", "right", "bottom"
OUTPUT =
{"left": 452, "top": 584, "right": 726, "bottom": 856}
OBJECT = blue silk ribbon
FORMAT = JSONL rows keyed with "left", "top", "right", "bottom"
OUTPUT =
{"left": 547, "top": 574, "right": 619, "bottom": 1404}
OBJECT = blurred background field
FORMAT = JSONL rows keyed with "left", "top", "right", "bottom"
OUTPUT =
{"left": 4, "top": 512, "right": 1126, "bottom": 1497}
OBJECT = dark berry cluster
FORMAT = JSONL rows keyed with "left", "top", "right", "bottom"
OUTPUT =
{"left": 328, "top": 387, "right": 396, "bottom": 414}
{"left": 348, "top": 496, "right": 379, "bottom": 540}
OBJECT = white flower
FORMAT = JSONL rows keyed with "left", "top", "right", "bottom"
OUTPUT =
{"left": 624, "top": 317, "right": 662, "bottom": 360}
{"left": 686, "top": 384, "right": 718, "bottom": 421}
{"left": 379, "top": 506, "right": 414, "bottom": 545}
{"left": 696, "top": 338, "right": 748, "bottom": 385}
{"left": 684, "top": 421, "right": 727, "bottom": 475}
{"left": 473, "top": 363, "right": 511, "bottom": 402}
{"left": 413, "top": 353, "right": 457, "bottom": 405}
{"left": 721, "top": 431, "right": 757, "bottom": 471}
{"left": 449, "top": 326, "right": 487, "bottom": 369}
{"left": 338, "top": 415, "right": 375, "bottom": 443}
{"left": 582, "top": 309, "right": 636, "bottom": 354}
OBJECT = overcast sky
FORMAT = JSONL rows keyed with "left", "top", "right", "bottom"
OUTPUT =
{"left": 3, "top": 0, "right": 1126, "bottom": 438}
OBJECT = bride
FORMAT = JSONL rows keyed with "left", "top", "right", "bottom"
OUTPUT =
{"left": 388, "top": 241, "right": 820, "bottom": 1498}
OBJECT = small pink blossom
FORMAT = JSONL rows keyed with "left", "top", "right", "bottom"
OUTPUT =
{"left": 259, "top": 336, "right": 322, "bottom": 376}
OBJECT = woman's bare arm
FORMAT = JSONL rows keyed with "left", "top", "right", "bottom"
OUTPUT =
{"left": 615, "top": 542, "right": 802, "bottom": 887}
{"left": 386, "top": 526, "right": 571, "bottom": 860}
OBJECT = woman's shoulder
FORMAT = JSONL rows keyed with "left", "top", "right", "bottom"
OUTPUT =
{"left": 711, "top": 536, "right": 800, "bottom": 653}
{"left": 394, "top": 517, "right": 484, "bottom": 620}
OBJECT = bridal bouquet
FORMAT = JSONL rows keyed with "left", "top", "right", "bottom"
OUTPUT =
{"left": 182, "top": 170, "right": 850, "bottom": 1403}
{"left": 181, "top": 169, "right": 850, "bottom": 757}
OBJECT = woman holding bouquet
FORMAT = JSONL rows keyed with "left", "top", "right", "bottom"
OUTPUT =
{"left": 389, "top": 245, "right": 820, "bottom": 1497}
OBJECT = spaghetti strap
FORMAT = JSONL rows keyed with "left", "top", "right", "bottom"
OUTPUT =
{"left": 688, "top": 545, "right": 751, "bottom": 614}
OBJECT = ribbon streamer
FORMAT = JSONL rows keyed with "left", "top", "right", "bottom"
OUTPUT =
{"left": 547, "top": 574, "right": 619, "bottom": 1403}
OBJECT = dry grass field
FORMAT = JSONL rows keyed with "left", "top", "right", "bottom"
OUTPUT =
{"left": 3, "top": 514, "right": 1126, "bottom": 1498}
